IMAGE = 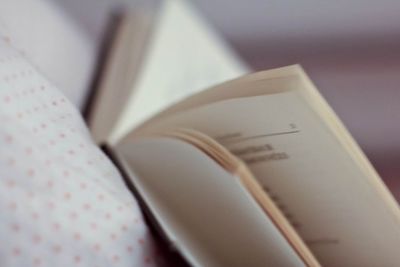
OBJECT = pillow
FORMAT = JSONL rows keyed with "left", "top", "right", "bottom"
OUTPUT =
{"left": 0, "top": 33, "right": 159, "bottom": 267}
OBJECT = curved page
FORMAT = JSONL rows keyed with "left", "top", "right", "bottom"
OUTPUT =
{"left": 126, "top": 91, "right": 400, "bottom": 267}
{"left": 116, "top": 137, "right": 307, "bottom": 267}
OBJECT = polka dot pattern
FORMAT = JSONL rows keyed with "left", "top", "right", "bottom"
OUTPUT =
{"left": 0, "top": 34, "right": 160, "bottom": 266}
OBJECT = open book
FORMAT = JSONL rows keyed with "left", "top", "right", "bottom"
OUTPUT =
{"left": 82, "top": 1, "right": 400, "bottom": 267}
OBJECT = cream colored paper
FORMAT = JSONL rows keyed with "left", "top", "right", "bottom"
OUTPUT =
{"left": 128, "top": 91, "right": 400, "bottom": 267}
{"left": 117, "top": 137, "right": 307, "bottom": 267}
{"left": 110, "top": 0, "right": 248, "bottom": 143}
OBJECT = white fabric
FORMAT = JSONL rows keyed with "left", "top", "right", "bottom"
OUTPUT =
{"left": 0, "top": 34, "right": 159, "bottom": 267}
{"left": 0, "top": 0, "right": 95, "bottom": 107}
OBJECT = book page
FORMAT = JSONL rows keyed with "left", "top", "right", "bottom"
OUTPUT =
{"left": 86, "top": 10, "right": 155, "bottom": 144}
{"left": 128, "top": 91, "right": 400, "bottom": 267}
{"left": 110, "top": 0, "right": 249, "bottom": 143}
{"left": 116, "top": 137, "right": 308, "bottom": 267}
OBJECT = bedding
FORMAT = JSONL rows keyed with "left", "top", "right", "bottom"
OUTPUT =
{"left": 0, "top": 32, "right": 160, "bottom": 267}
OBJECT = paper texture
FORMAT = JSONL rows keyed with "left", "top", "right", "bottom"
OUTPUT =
{"left": 111, "top": 0, "right": 249, "bottom": 142}
{"left": 0, "top": 34, "right": 159, "bottom": 267}
{"left": 118, "top": 137, "right": 307, "bottom": 267}
{"left": 136, "top": 91, "right": 400, "bottom": 267}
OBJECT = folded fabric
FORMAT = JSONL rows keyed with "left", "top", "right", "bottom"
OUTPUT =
{"left": 0, "top": 0, "right": 95, "bottom": 107}
{"left": 0, "top": 33, "right": 159, "bottom": 267}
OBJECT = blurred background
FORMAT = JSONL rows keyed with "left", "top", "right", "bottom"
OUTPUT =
{"left": 2, "top": 0, "right": 400, "bottom": 198}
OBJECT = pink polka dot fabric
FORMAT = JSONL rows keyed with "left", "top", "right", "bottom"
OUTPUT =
{"left": 0, "top": 34, "right": 160, "bottom": 266}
